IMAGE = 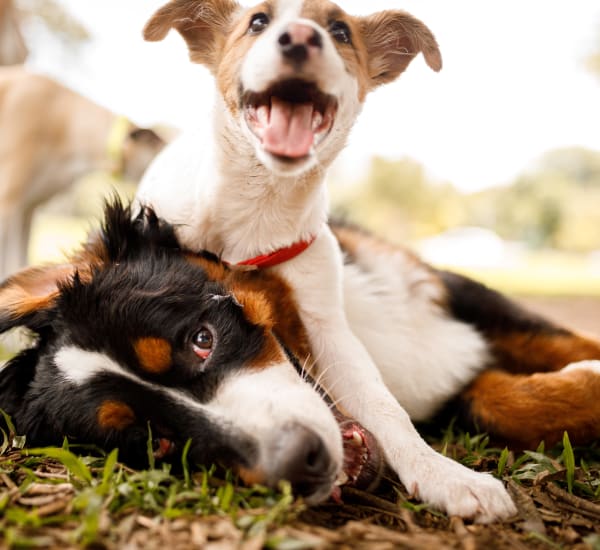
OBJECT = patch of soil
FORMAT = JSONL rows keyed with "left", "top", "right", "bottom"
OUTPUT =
{"left": 517, "top": 296, "right": 600, "bottom": 338}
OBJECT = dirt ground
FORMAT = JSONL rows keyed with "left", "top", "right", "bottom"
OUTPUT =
{"left": 517, "top": 296, "right": 600, "bottom": 338}
{"left": 1, "top": 296, "right": 599, "bottom": 549}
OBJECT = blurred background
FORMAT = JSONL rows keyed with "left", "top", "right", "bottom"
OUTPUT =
{"left": 1, "top": 0, "right": 599, "bottom": 353}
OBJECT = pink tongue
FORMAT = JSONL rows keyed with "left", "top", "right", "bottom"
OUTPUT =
{"left": 263, "top": 98, "right": 315, "bottom": 158}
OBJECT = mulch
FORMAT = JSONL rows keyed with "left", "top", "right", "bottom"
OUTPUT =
{"left": 2, "top": 450, "right": 600, "bottom": 549}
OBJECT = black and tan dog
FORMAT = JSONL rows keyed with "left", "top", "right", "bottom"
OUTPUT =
{"left": 1, "top": 203, "right": 599, "bottom": 513}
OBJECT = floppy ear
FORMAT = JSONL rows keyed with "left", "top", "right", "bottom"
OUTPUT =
{"left": 359, "top": 10, "right": 442, "bottom": 88}
{"left": 0, "top": 264, "right": 77, "bottom": 334}
{"left": 143, "top": 0, "right": 240, "bottom": 70}
{"left": 128, "top": 127, "right": 165, "bottom": 148}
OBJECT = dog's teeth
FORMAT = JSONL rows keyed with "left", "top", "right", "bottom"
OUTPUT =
{"left": 256, "top": 105, "right": 269, "bottom": 126}
{"left": 351, "top": 431, "right": 364, "bottom": 447}
{"left": 335, "top": 471, "right": 349, "bottom": 486}
{"left": 312, "top": 111, "right": 323, "bottom": 131}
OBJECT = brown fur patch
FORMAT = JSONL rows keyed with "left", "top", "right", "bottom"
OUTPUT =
{"left": 0, "top": 229, "right": 109, "bottom": 331}
{"left": 491, "top": 332, "right": 600, "bottom": 374}
{"left": 134, "top": 337, "right": 173, "bottom": 374}
{"left": 462, "top": 367, "right": 600, "bottom": 449}
{"left": 216, "top": 2, "right": 272, "bottom": 116}
{"left": 97, "top": 400, "right": 136, "bottom": 431}
{"left": 143, "top": 0, "right": 241, "bottom": 71}
{"left": 0, "top": 264, "right": 75, "bottom": 326}
{"left": 299, "top": 0, "right": 371, "bottom": 101}
{"left": 230, "top": 283, "right": 290, "bottom": 368}
{"left": 357, "top": 10, "right": 442, "bottom": 88}
{"left": 227, "top": 269, "right": 312, "bottom": 366}
{"left": 237, "top": 465, "right": 267, "bottom": 485}
{"left": 230, "top": 286, "right": 274, "bottom": 330}
{"left": 185, "top": 253, "right": 229, "bottom": 282}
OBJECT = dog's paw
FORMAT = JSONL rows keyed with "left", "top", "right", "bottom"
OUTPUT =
{"left": 400, "top": 453, "right": 516, "bottom": 523}
{"left": 563, "top": 360, "right": 600, "bottom": 376}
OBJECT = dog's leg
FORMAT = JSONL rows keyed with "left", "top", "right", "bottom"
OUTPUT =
{"left": 308, "top": 317, "right": 516, "bottom": 522}
{"left": 438, "top": 270, "right": 600, "bottom": 447}
{"left": 460, "top": 361, "right": 600, "bottom": 450}
{"left": 284, "top": 230, "right": 516, "bottom": 522}
{"left": 439, "top": 269, "right": 600, "bottom": 374}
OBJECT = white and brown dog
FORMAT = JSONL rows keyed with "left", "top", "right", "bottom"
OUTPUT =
{"left": 135, "top": 0, "right": 600, "bottom": 521}
{"left": 0, "top": 66, "right": 166, "bottom": 280}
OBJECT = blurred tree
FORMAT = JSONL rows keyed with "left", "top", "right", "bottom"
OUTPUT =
{"left": 332, "top": 157, "right": 466, "bottom": 244}
{"left": 332, "top": 147, "right": 600, "bottom": 252}
{"left": 467, "top": 147, "right": 600, "bottom": 251}
{"left": 0, "top": 0, "right": 28, "bottom": 64}
{"left": 586, "top": 25, "right": 600, "bottom": 79}
{"left": 1, "top": 0, "right": 88, "bottom": 65}
{"left": 17, "top": 0, "right": 89, "bottom": 44}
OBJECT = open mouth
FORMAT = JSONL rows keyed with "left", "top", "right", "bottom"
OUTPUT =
{"left": 243, "top": 79, "right": 337, "bottom": 161}
{"left": 332, "top": 411, "right": 384, "bottom": 499}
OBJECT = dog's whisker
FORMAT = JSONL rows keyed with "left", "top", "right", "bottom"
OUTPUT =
{"left": 327, "top": 392, "right": 355, "bottom": 412}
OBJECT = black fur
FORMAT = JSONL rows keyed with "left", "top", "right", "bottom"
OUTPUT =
{"left": 0, "top": 201, "right": 265, "bottom": 469}
{"left": 437, "top": 269, "right": 568, "bottom": 337}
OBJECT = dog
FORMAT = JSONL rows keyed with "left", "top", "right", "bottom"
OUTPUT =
{"left": 0, "top": 0, "right": 27, "bottom": 66}
{"left": 1, "top": 202, "right": 600, "bottom": 516}
{"left": 0, "top": 66, "right": 166, "bottom": 280}
{"left": 133, "top": 0, "right": 600, "bottom": 521}
{"left": 0, "top": 202, "right": 385, "bottom": 502}
{"left": 135, "top": 0, "right": 525, "bottom": 521}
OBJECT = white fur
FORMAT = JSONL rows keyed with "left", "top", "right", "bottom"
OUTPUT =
{"left": 562, "top": 360, "right": 600, "bottom": 375}
{"left": 54, "top": 346, "right": 342, "bottom": 478}
{"left": 138, "top": 0, "right": 516, "bottom": 521}
{"left": 341, "top": 244, "right": 490, "bottom": 421}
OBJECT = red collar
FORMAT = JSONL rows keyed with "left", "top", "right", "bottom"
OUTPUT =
{"left": 236, "top": 235, "right": 317, "bottom": 269}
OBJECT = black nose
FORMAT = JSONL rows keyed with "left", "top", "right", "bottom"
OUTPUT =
{"left": 272, "top": 423, "right": 334, "bottom": 498}
{"left": 278, "top": 29, "right": 323, "bottom": 65}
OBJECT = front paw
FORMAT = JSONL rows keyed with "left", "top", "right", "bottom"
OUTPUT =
{"left": 402, "top": 454, "right": 516, "bottom": 523}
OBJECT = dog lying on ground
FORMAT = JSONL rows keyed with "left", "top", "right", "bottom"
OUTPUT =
{"left": 1, "top": 202, "right": 600, "bottom": 514}
{"left": 136, "top": 0, "right": 532, "bottom": 521}
{"left": 0, "top": 66, "right": 166, "bottom": 280}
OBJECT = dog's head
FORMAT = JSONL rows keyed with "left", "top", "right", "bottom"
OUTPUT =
{"left": 0, "top": 202, "right": 346, "bottom": 502}
{"left": 143, "top": 0, "right": 441, "bottom": 176}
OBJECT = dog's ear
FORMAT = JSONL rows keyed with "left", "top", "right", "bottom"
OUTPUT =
{"left": 359, "top": 11, "right": 442, "bottom": 88}
{"left": 143, "top": 0, "right": 240, "bottom": 70}
{"left": 128, "top": 127, "right": 165, "bottom": 148}
{"left": 0, "top": 264, "right": 77, "bottom": 334}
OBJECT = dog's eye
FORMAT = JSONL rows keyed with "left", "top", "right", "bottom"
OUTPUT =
{"left": 249, "top": 12, "right": 270, "bottom": 35}
{"left": 192, "top": 327, "right": 214, "bottom": 360}
{"left": 329, "top": 20, "right": 351, "bottom": 44}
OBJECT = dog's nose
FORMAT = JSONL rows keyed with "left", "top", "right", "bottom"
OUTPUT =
{"left": 278, "top": 23, "right": 322, "bottom": 65}
{"left": 273, "top": 423, "right": 334, "bottom": 499}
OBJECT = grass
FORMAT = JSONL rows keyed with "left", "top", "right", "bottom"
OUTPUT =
{"left": 451, "top": 251, "right": 600, "bottom": 297}
{"left": 2, "top": 414, "right": 600, "bottom": 549}
{"left": 0, "top": 442, "right": 301, "bottom": 548}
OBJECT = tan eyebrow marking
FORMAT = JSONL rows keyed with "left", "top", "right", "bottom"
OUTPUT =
{"left": 134, "top": 337, "right": 173, "bottom": 374}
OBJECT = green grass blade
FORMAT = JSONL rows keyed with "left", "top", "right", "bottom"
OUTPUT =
{"left": 27, "top": 447, "right": 93, "bottom": 485}
{"left": 562, "top": 431, "right": 575, "bottom": 494}
{"left": 146, "top": 423, "right": 155, "bottom": 470}
{"left": 100, "top": 448, "right": 119, "bottom": 494}
{"left": 0, "top": 408, "right": 16, "bottom": 434}
{"left": 181, "top": 438, "right": 192, "bottom": 489}
{"left": 497, "top": 447, "right": 509, "bottom": 477}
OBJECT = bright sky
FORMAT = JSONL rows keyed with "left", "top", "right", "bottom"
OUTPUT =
{"left": 24, "top": 0, "right": 600, "bottom": 192}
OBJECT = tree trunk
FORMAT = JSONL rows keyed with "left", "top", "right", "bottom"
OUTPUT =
{"left": 0, "top": 0, "right": 28, "bottom": 65}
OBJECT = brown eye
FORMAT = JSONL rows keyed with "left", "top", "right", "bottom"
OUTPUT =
{"left": 193, "top": 327, "right": 213, "bottom": 360}
{"left": 329, "top": 20, "right": 351, "bottom": 44}
{"left": 249, "top": 12, "right": 270, "bottom": 35}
